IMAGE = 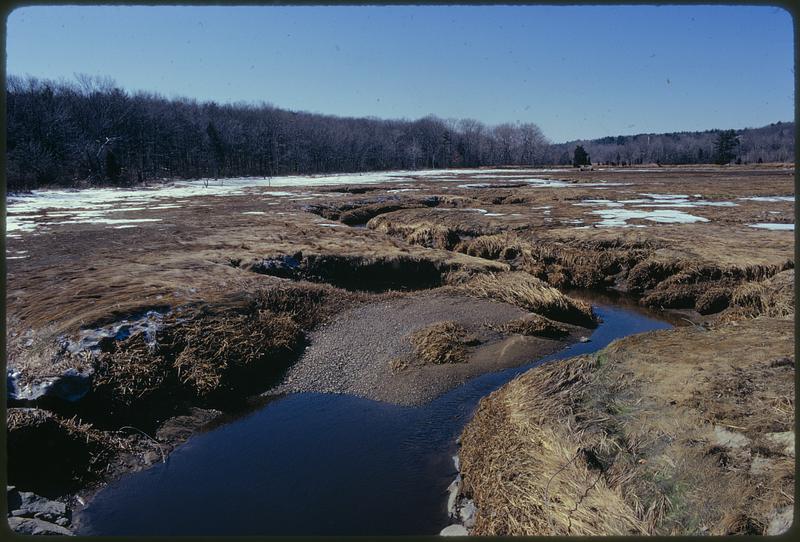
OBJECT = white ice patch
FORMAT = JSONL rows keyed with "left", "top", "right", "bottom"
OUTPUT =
{"left": 52, "top": 218, "right": 162, "bottom": 226}
{"left": 457, "top": 183, "right": 492, "bottom": 189}
{"left": 639, "top": 193, "right": 690, "bottom": 200}
{"left": 590, "top": 208, "right": 709, "bottom": 227}
{"left": 632, "top": 201, "right": 737, "bottom": 208}
{"left": 575, "top": 199, "right": 624, "bottom": 207}
{"left": 748, "top": 223, "right": 794, "bottom": 231}
{"left": 740, "top": 196, "right": 795, "bottom": 203}
{"left": 484, "top": 213, "right": 505, "bottom": 217}
{"left": 433, "top": 208, "right": 488, "bottom": 214}
{"left": 317, "top": 223, "right": 343, "bottom": 227}
{"left": 242, "top": 211, "right": 267, "bottom": 215}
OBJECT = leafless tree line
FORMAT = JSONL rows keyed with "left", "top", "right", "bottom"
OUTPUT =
{"left": 545, "top": 123, "right": 794, "bottom": 166}
{"left": 6, "top": 75, "right": 550, "bottom": 189}
{"left": 5, "top": 75, "right": 793, "bottom": 189}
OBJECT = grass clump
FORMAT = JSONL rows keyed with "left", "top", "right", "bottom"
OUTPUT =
{"left": 455, "top": 233, "right": 522, "bottom": 261}
{"left": 168, "top": 309, "right": 301, "bottom": 397}
{"left": 729, "top": 269, "right": 794, "bottom": 319}
{"left": 496, "top": 313, "right": 570, "bottom": 339}
{"left": 458, "top": 272, "right": 596, "bottom": 327}
{"left": 408, "top": 321, "right": 479, "bottom": 365}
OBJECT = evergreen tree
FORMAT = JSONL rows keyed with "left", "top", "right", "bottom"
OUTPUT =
{"left": 713, "top": 130, "right": 739, "bottom": 165}
{"left": 573, "top": 145, "right": 590, "bottom": 167}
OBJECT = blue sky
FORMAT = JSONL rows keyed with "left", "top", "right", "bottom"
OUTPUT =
{"left": 6, "top": 4, "right": 794, "bottom": 142}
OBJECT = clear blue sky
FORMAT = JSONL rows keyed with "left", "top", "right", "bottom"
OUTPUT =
{"left": 6, "top": 4, "right": 795, "bottom": 142}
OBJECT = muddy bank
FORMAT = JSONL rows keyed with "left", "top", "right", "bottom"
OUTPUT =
{"left": 456, "top": 315, "right": 795, "bottom": 535}
{"left": 271, "top": 292, "right": 589, "bottom": 406}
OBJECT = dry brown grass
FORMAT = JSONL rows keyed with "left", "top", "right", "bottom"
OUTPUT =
{"left": 495, "top": 313, "right": 569, "bottom": 339}
{"left": 729, "top": 269, "right": 795, "bottom": 319}
{"left": 460, "top": 355, "right": 648, "bottom": 535}
{"left": 168, "top": 309, "right": 301, "bottom": 397}
{"left": 367, "top": 217, "right": 464, "bottom": 250}
{"left": 459, "top": 317, "right": 795, "bottom": 536}
{"left": 455, "top": 233, "right": 522, "bottom": 261}
{"left": 408, "top": 321, "right": 479, "bottom": 365}
{"left": 456, "top": 271, "right": 596, "bottom": 327}
{"left": 337, "top": 203, "right": 407, "bottom": 225}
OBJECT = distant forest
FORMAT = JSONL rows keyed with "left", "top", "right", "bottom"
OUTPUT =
{"left": 552, "top": 122, "right": 795, "bottom": 167}
{"left": 5, "top": 75, "right": 795, "bottom": 189}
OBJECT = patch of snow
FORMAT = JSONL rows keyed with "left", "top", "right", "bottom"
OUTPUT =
{"left": 484, "top": 213, "right": 505, "bottom": 217}
{"left": 740, "top": 195, "right": 794, "bottom": 203}
{"left": 575, "top": 199, "right": 624, "bottom": 208}
{"left": 633, "top": 201, "right": 737, "bottom": 208}
{"left": 748, "top": 223, "right": 794, "bottom": 231}
{"left": 639, "top": 193, "right": 690, "bottom": 200}
{"left": 317, "top": 223, "right": 343, "bottom": 227}
{"left": 242, "top": 211, "right": 267, "bottom": 215}
{"left": 52, "top": 218, "right": 162, "bottom": 226}
{"left": 590, "top": 208, "right": 709, "bottom": 227}
{"left": 433, "top": 208, "right": 488, "bottom": 214}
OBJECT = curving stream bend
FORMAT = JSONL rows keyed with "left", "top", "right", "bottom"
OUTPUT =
{"left": 74, "top": 302, "right": 674, "bottom": 536}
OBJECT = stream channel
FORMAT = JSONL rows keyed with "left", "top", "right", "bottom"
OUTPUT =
{"left": 75, "top": 295, "right": 678, "bottom": 535}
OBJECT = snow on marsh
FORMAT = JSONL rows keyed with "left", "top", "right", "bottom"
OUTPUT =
{"left": 747, "top": 223, "right": 794, "bottom": 231}
{"left": 573, "top": 193, "right": 743, "bottom": 227}
{"left": 740, "top": 196, "right": 794, "bottom": 203}
{"left": 589, "top": 208, "right": 709, "bottom": 227}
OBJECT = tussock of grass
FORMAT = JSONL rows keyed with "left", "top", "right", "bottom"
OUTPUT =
{"left": 94, "top": 333, "right": 173, "bottom": 405}
{"left": 522, "top": 238, "right": 651, "bottom": 289}
{"left": 637, "top": 261, "right": 792, "bottom": 314}
{"left": 496, "top": 313, "right": 570, "bottom": 339}
{"left": 169, "top": 309, "right": 301, "bottom": 397}
{"left": 457, "top": 272, "right": 596, "bottom": 327}
{"left": 408, "top": 321, "right": 479, "bottom": 365}
{"left": 729, "top": 269, "right": 794, "bottom": 319}
{"left": 455, "top": 233, "right": 522, "bottom": 261}
{"left": 626, "top": 259, "right": 681, "bottom": 293}
{"left": 338, "top": 203, "right": 406, "bottom": 225}
{"left": 92, "top": 284, "right": 342, "bottom": 411}
{"left": 368, "top": 216, "right": 463, "bottom": 250}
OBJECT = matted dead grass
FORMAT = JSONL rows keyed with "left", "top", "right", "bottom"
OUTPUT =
{"left": 728, "top": 268, "right": 795, "bottom": 319}
{"left": 407, "top": 321, "right": 479, "bottom": 366}
{"left": 495, "top": 313, "right": 570, "bottom": 339}
{"left": 451, "top": 271, "right": 596, "bottom": 327}
{"left": 459, "top": 316, "right": 794, "bottom": 536}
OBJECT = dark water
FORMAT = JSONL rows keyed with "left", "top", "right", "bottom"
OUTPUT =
{"left": 74, "top": 304, "right": 672, "bottom": 536}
